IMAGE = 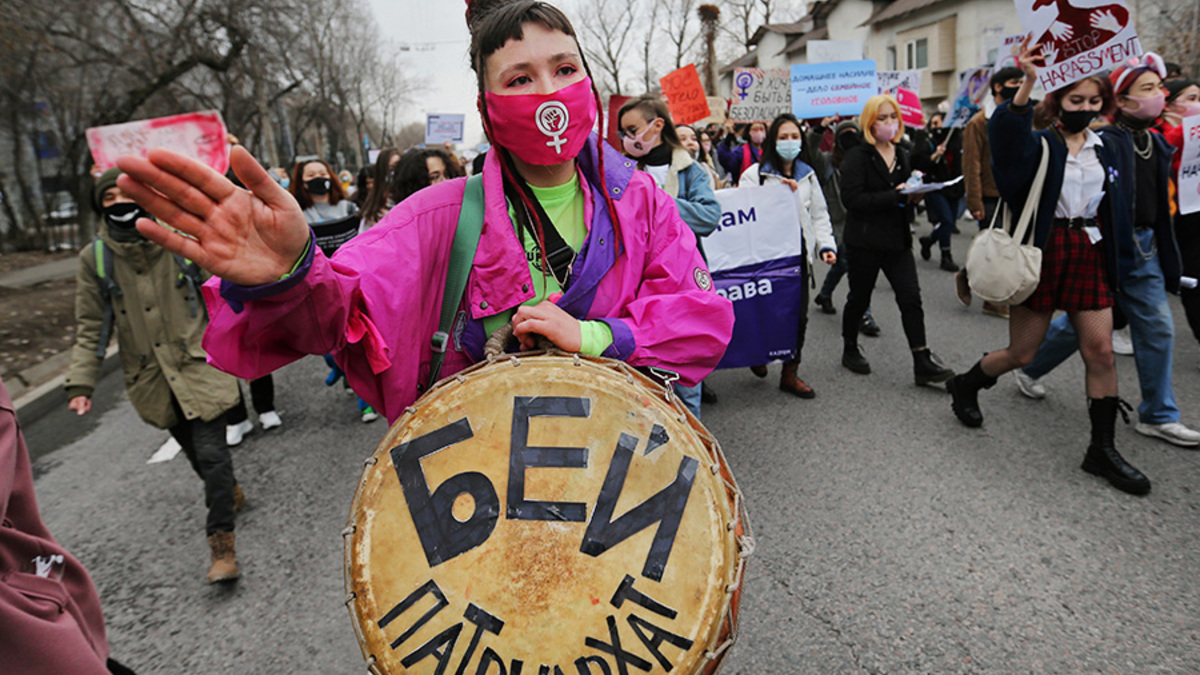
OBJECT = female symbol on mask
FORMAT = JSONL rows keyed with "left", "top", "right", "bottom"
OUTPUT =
{"left": 536, "top": 101, "right": 570, "bottom": 154}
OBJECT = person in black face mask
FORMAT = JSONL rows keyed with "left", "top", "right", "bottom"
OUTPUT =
{"left": 913, "top": 112, "right": 965, "bottom": 272}
{"left": 949, "top": 38, "right": 1157, "bottom": 496}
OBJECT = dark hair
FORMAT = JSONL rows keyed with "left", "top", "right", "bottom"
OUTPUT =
{"left": 741, "top": 121, "right": 767, "bottom": 143}
{"left": 761, "top": 113, "right": 804, "bottom": 174}
{"left": 1164, "top": 61, "right": 1182, "bottom": 78}
{"left": 1036, "top": 75, "right": 1116, "bottom": 121}
{"left": 360, "top": 147, "right": 402, "bottom": 225}
{"left": 617, "top": 95, "right": 683, "bottom": 151}
{"left": 353, "top": 165, "right": 374, "bottom": 208}
{"left": 927, "top": 111, "right": 945, "bottom": 126}
{"left": 389, "top": 148, "right": 462, "bottom": 205}
{"left": 990, "top": 67, "right": 1025, "bottom": 95}
{"left": 677, "top": 124, "right": 709, "bottom": 163}
{"left": 290, "top": 159, "right": 345, "bottom": 210}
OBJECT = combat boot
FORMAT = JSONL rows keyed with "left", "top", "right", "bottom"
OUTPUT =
{"left": 913, "top": 349, "right": 954, "bottom": 386}
{"left": 1081, "top": 397, "right": 1150, "bottom": 496}
{"left": 947, "top": 360, "right": 998, "bottom": 427}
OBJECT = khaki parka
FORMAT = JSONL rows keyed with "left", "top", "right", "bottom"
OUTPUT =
{"left": 64, "top": 229, "right": 238, "bottom": 429}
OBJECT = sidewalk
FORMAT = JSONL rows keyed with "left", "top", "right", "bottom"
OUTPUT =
{"left": 0, "top": 256, "right": 77, "bottom": 288}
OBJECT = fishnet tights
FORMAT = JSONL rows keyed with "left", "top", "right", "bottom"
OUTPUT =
{"left": 980, "top": 305, "right": 1117, "bottom": 398}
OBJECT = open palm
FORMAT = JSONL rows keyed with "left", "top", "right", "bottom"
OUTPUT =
{"left": 116, "top": 146, "right": 310, "bottom": 287}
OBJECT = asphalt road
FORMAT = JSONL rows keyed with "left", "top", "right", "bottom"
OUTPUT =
{"left": 23, "top": 231, "right": 1200, "bottom": 674}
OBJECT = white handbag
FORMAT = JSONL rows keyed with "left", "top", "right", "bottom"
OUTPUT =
{"left": 965, "top": 137, "right": 1049, "bottom": 306}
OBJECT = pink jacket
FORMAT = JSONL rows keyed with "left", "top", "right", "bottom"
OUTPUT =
{"left": 202, "top": 135, "right": 734, "bottom": 423}
{"left": 1, "top": 379, "right": 111, "bottom": 674}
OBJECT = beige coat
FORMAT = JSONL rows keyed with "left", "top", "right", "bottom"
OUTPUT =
{"left": 64, "top": 231, "right": 238, "bottom": 429}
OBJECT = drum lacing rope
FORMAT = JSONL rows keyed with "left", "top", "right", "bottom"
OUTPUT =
{"left": 363, "top": 457, "right": 377, "bottom": 467}
{"left": 341, "top": 525, "right": 356, "bottom": 537}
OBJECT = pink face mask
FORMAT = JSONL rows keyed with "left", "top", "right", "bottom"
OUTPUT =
{"left": 1169, "top": 100, "right": 1200, "bottom": 120}
{"left": 873, "top": 122, "right": 899, "bottom": 143}
{"left": 749, "top": 129, "right": 767, "bottom": 145}
{"left": 1123, "top": 91, "right": 1166, "bottom": 121}
{"left": 621, "top": 121, "right": 660, "bottom": 158}
{"left": 482, "top": 77, "right": 597, "bottom": 165}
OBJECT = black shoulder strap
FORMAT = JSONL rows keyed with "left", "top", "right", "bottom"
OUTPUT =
{"left": 502, "top": 177, "right": 574, "bottom": 285}
{"left": 91, "top": 238, "right": 120, "bottom": 360}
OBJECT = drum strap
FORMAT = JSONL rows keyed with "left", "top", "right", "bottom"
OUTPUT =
{"left": 429, "top": 174, "right": 485, "bottom": 390}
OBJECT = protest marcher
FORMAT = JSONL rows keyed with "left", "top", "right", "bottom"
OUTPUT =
{"left": 268, "top": 167, "right": 290, "bottom": 189}
{"left": 292, "top": 159, "right": 358, "bottom": 224}
{"left": 838, "top": 95, "right": 954, "bottom": 385}
{"left": 739, "top": 113, "right": 837, "bottom": 398}
{"left": 618, "top": 95, "right": 722, "bottom": 416}
{"left": 1013, "top": 53, "right": 1199, "bottom": 450}
{"left": 114, "top": 0, "right": 734, "bottom": 428}
{"left": 677, "top": 124, "right": 721, "bottom": 189}
{"left": 958, "top": 66, "right": 1027, "bottom": 318}
{"left": 1, "top": 378, "right": 138, "bottom": 675}
{"left": 913, "top": 114, "right": 964, "bottom": 272}
{"left": 1158, "top": 79, "right": 1200, "bottom": 347}
{"left": 224, "top": 376, "right": 282, "bottom": 445}
{"left": 352, "top": 165, "right": 374, "bottom": 210}
{"left": 359, "top": 147, "right": 402, "bottom": 231}
{"left": 338, "top": 169, "right": 356, "bottom": 199}
{"left": 950, "top": 40, "right": 1155, "bottom": 496}
{"left": 717, "top": 121, "right": 767, "bottom": 186}
{"left": 64, "top": 169, "right": 245, "bottom": 580}
{"left": 390, "top": 148, "right": 459, "bottom": 205}
{"left": 813, "top": 121, "right": 883, "bottom": 336}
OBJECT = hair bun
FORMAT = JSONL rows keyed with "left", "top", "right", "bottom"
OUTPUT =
{"left": 466, "top": 0, "right": 518, "bottom": 30}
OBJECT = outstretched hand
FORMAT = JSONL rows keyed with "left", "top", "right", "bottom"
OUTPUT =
{"left": 116, "top": 146, "right": 310, "bottom": 287}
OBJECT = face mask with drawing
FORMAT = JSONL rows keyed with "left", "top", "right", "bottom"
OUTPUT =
{"left": 482, "top": 77, "right": 598, "bottom": 166}
{"left": 621, "top": 119, "right": 661, "bottom": 158}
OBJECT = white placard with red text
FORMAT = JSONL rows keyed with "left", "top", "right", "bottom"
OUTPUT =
{"left": 87, "top": 111, "right": 229, "bottom": 175}
{"left": 1013, "top": 0, "right": 1141, "bottom": 92}
{"left": 1179, "top": 115, "right": 1200, "bottom": 216}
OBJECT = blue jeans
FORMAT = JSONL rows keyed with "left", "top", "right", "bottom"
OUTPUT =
{"left": 674, "top": 382, "right": 702, "bottom": 419}
{"left": 925, "top": 192, "right": 955, "bottom": 250}
{"left": 1023, "top": 229, "right": 1178, "bottom": 423}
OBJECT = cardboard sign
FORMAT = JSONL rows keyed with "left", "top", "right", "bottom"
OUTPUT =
{"left": 946, "top": 67, "right": 993, "bottom": 127}
{"left": 425, "top": 114, "right": 465, "bottom": 145}
{"left": 1014, "top": 0, "right": 1141, "bottom": 92}
{"left": 877, "top": 70, "right": 922, "bottom": 96}
{"left": 1179, "top": 115, "right": 1200, "bottom": 216}
{"left": 704, "top": 185, "right": 805, "bottom": 368}
{"left": 990, "top": 32, "right": 1031, "bottom": 68}
{"left": 87, "top": 111, "right": 229, "bottom": 175}
{"left": 696, "top": 96, "right": 730, "bottom": 126}
{"left": 730, "top": 68, "right": 791, "bottom": 123}
{"left": 660, "top": 64, "right": 710, "bottom": 125}
{"left": 896, "top": 87, "right": 925, "bottom": 127}
{"left": 790, "top": 60, "right": 878, "bottom": 119}
{"left": 806, "top": 40, "right": 864, "bottom": 64}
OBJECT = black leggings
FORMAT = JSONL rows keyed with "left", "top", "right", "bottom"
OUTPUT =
{"left": 169, "top": 397, "right": 236, "bottom": 535}
{"left": 225, "top": 375, "right": 276, "bottom": 425}
{"left": 842, "top": 245, "right": 927, "bottom": 349}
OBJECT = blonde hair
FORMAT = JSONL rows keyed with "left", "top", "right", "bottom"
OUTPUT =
{"left": 859, "top": 94, "right": 904, "bottom": 145}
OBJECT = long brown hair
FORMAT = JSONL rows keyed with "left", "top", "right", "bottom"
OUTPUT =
{"left": 360, "top": 147, "right": 402, "bottom": 226}
{"left": 290, "top": 159, "right": 346, "bottom": 210}
{"left": 1036, "top": 75, "right": 1116, "bottom": 122}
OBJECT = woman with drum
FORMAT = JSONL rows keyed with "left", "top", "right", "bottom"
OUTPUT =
{"left": 737, "top": 113, "right": 837, "bottom": 398}
{"left": 108, "top": 0, "right": 734, "bottom": 424}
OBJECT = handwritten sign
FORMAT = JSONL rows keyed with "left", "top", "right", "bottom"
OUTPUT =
{"left": 878, "top": 70, "right": 922, "bottom": 96}
{"left": 1179, "top": 115, "right": 1200, "bottom": 216}
{"left": 991, "top": 32, "right": 1031, "bottom": 68}
{"left": 790, "top": 60, "right": 878, "bottom": 119}
{"left": 425, "top": 114, "right": 465, "bottom": 145}
{"left": 87, "top": 111, "right": 228, "bottom": 175}
{"left": 946, "top": 67, "right": 993, "bottom": 127}
{"left": 1014, "top": 0, "right": 1141, "bottom": 92}
{"left": 896, "top": 87, "right": 925, "bottom": 127}
{"left": 730, "top": 68, "right": 791, "bottom": 123}
{"left": 659, "top": 64, "right": 710, "bottom": 125}
{"left": 806, "top": 40, "right": 864, "bottom": 64}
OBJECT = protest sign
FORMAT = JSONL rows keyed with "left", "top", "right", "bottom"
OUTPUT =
{"left": 311, "top": 215, "right": 360, "bottom": 257}
{"left": 660, "top": 64, "right": 710, "bottom": 125}
{"left": 877, "top": 70, "right": 922, "bottom": 96}
{"left": 730, "top": 68, "right": 791, "bottom": 123}
{"left": 990, "top": 32, "right": 1030, "bottom": 68}
{"left": 1014, "top": 0, "right": 1141, "bottom": 92}
{"left": 606, "top": 95, "right": 631, "bottom": 148}
{"left": 704, "top": 185, "right": 805, "bottom": 368}
{"left": 946, "top": 67, "right": 993, "bottom": 127}
{"left": 790, "top": 60, "right": 877, "bottom": 119}
{"left": 425, "top": 114, "right": 465, "bottom": 145}
{"left": 807, "top": 40, "right": 864, "bottom": 64}
{"left": 1179, "top": 115, "right": 1200, "bottom": 216}
{"left": 896, "top": 87, "right": 925, "bottom": 127}
{"left": 87, "top": 111, "right": 229, "bottom": 175}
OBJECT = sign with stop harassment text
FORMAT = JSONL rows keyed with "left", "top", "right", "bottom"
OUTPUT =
{"left": 1179, "top": 115, "right": 1200, "bottom": 216}
{"left": 659, "top": 64, "right": 710, "bottom": 125}
{"left": 1013, "top": 0, "right": 1141, "bottom": 92}
{"left": 87, "top": 110, "right": 229, "bottom": 175}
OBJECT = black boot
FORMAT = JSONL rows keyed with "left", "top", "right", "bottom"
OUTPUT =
{"left": 814, "top": 294, "right": 836, "bottom": 315}
{"left": 1081, "top": 397, "right": 1150, "bottom": 496}
{"left": 939, "top": 249, "right": 959, "bottom": 272}
{"left": 700, "top": 381, "right": 718, "bottom": 404}
{"left": 919, "top": 235, "right": 934, "bottom": 261}
{"left": 842, "top": 342, "right": 871, "bottom": 374}
{"left": 947, "top": 360, "right": 997, "bottom": 428}
{"left": 913, "top": 349, "right": 954, "bottom": 386}
{"left": 859, "top": 312, "right": 881, "bottom": 337}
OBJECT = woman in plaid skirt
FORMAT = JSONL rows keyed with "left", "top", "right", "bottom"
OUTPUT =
{"left": 947, "top": 38, "right": 1151, "bottom": 496}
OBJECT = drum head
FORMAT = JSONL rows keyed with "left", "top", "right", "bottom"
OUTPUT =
{"left": 346, "top": 354, "right": 745, "bottom": 674}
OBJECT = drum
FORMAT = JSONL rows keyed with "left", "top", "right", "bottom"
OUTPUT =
{"left": 345, "top": 352, "right": 751, "bottom": 675}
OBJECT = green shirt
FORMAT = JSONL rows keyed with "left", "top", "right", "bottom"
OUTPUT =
{"left": 481, "top": 174, "right": 613, "bottom": 355}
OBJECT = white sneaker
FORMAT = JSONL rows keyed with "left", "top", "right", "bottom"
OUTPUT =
{"left": 1111, "top": 328, "right": 1134, "bottom": 355}
{"left": 259, "top": 410, "right": 282, "bottom": 430}
{"left": 226, "top": 420, "right": 253, "bottom": 446}
{"left": 361, "top": 407, "right": 379, "bottom": 423}
{"left": 1135, "top": 421, "right": 1200, "bottom": 447}
{"left": 1014, "top": 370, "right": 1046, "bottom": 399}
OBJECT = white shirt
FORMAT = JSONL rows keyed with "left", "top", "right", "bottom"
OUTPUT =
{"left": 1055, "top": 129, "right": 1105, "bottom": 219}
{"left": 642, "top": 163, "right": 670, "bottom": 190}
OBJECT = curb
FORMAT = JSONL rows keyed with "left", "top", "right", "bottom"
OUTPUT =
{"left": 12, "top": 346, "right": 120, "bottom": 426}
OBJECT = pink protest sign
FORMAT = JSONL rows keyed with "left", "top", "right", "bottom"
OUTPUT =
{"left": 87, "top": 111, "right": 230, "bottom": 175}
{"left": 1014, "top": 0, "right": 1141, "bottom": 92}
{"left": 896, "top": 87, "right": 925, "bottom": 127}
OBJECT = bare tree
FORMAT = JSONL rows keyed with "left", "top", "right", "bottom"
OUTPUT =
{"left": 578, "top": 0, "right": 640, "bottom": 97}
{"left": 664, "top": 0, "right": 702, "bottom": 71}
{"left": 699, "top": 5, "right": 722, "bottom": 95}
{"left": 640, "top": 1, "right": 663, "bottom": 93}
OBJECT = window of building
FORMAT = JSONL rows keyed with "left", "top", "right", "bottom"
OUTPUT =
{"left": 905, "top": 38, "right": 928, "bottom": 69}
{"left": 886, "top": 46, "right": 897, "bottom": 70}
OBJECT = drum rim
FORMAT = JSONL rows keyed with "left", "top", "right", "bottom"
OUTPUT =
{"left": 341, "top": 351, "right": 754, "bottom": 674}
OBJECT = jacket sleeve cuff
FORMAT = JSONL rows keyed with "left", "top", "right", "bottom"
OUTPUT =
{"left": 578, "top": 320, "right": 615, "bottom": 357}
{"left": 219, "top": 231, "right": 316, "bottom": 314}
{"left": 598, "top": 318, "right": 635, "bottom": 360}
{"left": 65, "top": 386, "right": 93, "bottom": 400}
